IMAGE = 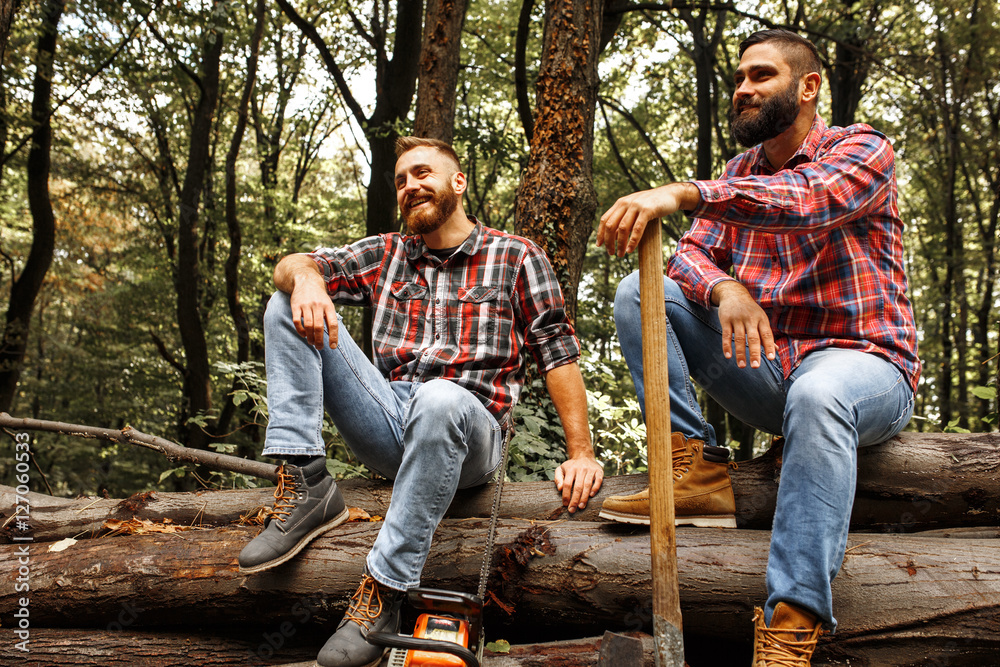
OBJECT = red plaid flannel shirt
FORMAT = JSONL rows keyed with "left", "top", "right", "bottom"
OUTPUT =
{"left": 669, "top": 115, "right": 920, "bottom": 391}
{"left": 310, "top": 220, "right": 580, "bottom": 425}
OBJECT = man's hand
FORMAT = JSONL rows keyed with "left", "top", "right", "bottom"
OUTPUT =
{"left": 555, "top": 456, "right": 604, "bottom": 513}
{"left": 274, "top": 254, "right": 339, "bottom": 350}
{"left": 712, "top": 280, "right": 775, "bottom": 369}
{"left": 596, "top": 182, "right": 702, "bottom": 256}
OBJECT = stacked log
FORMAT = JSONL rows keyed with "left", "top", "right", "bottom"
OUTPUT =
{"left": 4, "top": 431, "right": 996, "bottom": 542}
{"left": 0, "top": 431, "right": 997, "bottom": 666}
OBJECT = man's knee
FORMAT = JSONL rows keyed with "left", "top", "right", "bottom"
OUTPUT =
{"left": 411, "top": 380, "right": 474, "bottom": 421}
{"left": 263, "top": 290, "right": 292, "bottom": 327}
{"left": 614, "top": 271, "right": 640, "bottom": 324}
{"left": 785, "top": 374, "right": 853, "bottom": 423}
{"left": 614, "top": 273, "right": 686, "bottom": 323}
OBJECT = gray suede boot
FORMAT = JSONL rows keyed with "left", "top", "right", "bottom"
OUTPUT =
{"left": 238, "top": 457, "right": 348, "bottom": 574}
{"left": 317, "top": 570, "right": 405, "bottom": 667}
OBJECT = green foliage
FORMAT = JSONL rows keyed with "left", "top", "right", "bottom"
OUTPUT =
{"left": 587, "top": 388, "right": 647, "bottom": 476}
{"left": 215, "top": 360, "right": 269, "bottom": 424}
{"left": 971, "top": 384, "right": 998, "bottom": 427}
{"left": 508, "top": 377, "right": 566, "bottom": 482}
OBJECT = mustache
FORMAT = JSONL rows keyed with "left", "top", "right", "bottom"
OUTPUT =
{"left": 735, "top": 98, "right": 762, "bottom": 113}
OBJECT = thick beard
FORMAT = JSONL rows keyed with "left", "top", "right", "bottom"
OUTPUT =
{"left": 402, "top": 187, "right": 459, "bottom": 235}
{"left": 728, "top": 80, "right": 801, "bottom": 148}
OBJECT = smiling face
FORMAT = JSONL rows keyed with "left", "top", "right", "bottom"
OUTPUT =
{"left": 728, "top": 42, "right": 803, "bottom": 148}
{"left": 394, "top": 146, "right": 464, "bottom": 235}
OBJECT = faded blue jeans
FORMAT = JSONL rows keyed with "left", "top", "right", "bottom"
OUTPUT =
{"left": 262, "top": 291, "right": 503, "bottom": 591}
{"left": 614, "top": 273, "right": 914, "bottom": 631}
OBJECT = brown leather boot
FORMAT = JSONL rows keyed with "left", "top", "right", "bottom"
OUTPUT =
{"left": 598, "top": 432, "right": 736, "bottom": 527}
{"left": 752, "top": 603, "right": 823, "bottom": 666}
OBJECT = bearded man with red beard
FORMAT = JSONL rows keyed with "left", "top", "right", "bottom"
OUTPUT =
{"left": 238, "top": 136, "right": 603, "bottom": 667}
{"left": 596, "top": 29, "right": 919, "bottom": 666}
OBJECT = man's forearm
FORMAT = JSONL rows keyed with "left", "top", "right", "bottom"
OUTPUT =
{"left": 274, "top": 254, "right": 325, "bottom": 294}
{"left": 671, "top": 181, "right": 703, "bottom": 212}
{"left": 543, "top": 362, "right": 595, "bottom": 459}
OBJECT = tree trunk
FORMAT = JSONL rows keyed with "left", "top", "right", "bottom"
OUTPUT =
{"left": 0, "top": 520, "right": 996, "bottom": 659}
{"left": 826, "top": 0, "right": 871, "bottom": 128}
{"left": 514, "top": 0, "right": 603, "bottom": 323}
{"left": 0, "top": 0, "right": 23, "bottom": 183}
{"left": 2, "top": 431, "right": 997, "bottom": 543}
{"left": 414, "top": 0, "right": 468, "bottom": 143}
{"left": 0, "top": 0, "right": 63, "bottom": 412}
{"left": 174, "top": 3, "right": 226, "bottom": 449}
{"left": 216, "top": 0, "right": 265, "bottom": 436}
{"left": 0, "top": 0, "right": 19, "bottom": 63}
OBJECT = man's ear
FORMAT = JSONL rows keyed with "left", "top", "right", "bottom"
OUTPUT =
{"left": 452, "top": 171, "right": 468, "bottom": 195}
{"left": 800, "top": 71, "right": 821, "bottom": 105}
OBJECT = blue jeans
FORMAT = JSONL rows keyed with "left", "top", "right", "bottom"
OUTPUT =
{"left": 262, "top": 291, "right": 503, "bottom": 590}
{"left": 614, "top": 273, "right": 914, "bottom": 631}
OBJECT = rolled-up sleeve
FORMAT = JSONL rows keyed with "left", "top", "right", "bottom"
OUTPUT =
{"left": 308, "top": 236, "right": 388, "bottom": 306}
{"left": 515, "top": 245, "right": 580, "bottom": 372}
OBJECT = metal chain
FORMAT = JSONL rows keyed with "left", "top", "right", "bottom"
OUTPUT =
{"left": 476, "top": 411, "right": 515, "bottom": 601}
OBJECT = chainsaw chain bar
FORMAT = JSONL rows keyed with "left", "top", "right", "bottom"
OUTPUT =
{"left": 476, "top": 406, "right": 515, "bottom": 601}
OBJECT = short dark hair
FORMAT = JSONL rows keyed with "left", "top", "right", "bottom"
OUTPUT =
{"left": 394, "top": 136, "right": 462, "bottom": 172}
{"left": 739, "top": 29, "right": 822, "bottom": 82}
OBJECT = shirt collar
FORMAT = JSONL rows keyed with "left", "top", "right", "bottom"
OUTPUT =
{"left": 749, "top": 114, "right": 828, "bottom": 175}
{"left": 403, "top": 216, "right": 485, "bottom": 261}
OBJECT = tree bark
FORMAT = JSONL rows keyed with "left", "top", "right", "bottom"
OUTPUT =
{"left": 0, "top": 0, "right": 63, "bottom": 412}
{"left": 414, "top": 0, "right": 468, "bottom": 143}
{"left": 2, "top": 431, "right": 997, "bottom": 543}
{"left": 514, "top": 0, "right": 603, "bottom": 323}
{"left": 0, "top": 520, "right": 996, "bottom": 663}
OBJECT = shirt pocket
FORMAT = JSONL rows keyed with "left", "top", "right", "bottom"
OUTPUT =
{"left": 385, "top": 282, "right": 429, "bottom": 340}
{"left": 458, "top": 285, "right": 501, "bottom": 346}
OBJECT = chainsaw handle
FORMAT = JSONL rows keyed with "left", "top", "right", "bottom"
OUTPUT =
{"left": 366, "top": 631, "right": 480, "bottom": 667}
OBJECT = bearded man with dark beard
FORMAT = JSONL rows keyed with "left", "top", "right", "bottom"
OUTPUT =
{"left": 238, "top": 137, "right": 603, "bottom": 667}
{"left": 596, "top": 29, "right": 919, "bottom": 666}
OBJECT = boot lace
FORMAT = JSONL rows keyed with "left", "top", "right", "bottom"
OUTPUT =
{"left": 672, "top": 446, "right": 693, "bottom": 480}
{"left": 264, "top": 465, "right": 299, "bottom": 525}
{"left": 344, "top": 574, "right": 384, "bottom": 630}
{"left": 754, "top": 609, "right": 821, "bottom": 666}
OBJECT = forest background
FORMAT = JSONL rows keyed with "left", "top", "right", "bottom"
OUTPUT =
{"left": 0, "top": 0, "right": 996, "bottom": 499}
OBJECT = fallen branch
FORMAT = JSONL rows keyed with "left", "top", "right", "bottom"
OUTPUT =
{"left": 0, "top": 412, "right": 279, "bottom": 482}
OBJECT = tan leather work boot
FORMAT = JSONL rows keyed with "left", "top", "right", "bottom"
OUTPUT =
{"left": 598, "top": 432, "right": 736, "bottom": 527}
{"left": 752, "top": 603, "right": 823, "bottom": 666}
